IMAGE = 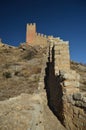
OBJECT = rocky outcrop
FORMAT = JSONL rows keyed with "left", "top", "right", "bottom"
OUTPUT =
{"left": 0, "top": 93, "right": 44, "bottom": 130}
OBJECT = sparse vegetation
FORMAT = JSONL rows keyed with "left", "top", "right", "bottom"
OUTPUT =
{"left": 23, "top": 51, "right": 36, "bottom": 60}
{"left": 3, "top": 71, "right": 12, "bottom": 78}
{"left": 0, "top": 44, "right": 44, "bottom": 100}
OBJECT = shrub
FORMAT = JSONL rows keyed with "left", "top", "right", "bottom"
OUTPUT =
{"left": 23, "top": 51, "right": 36, "bottom": 60}
{"left": 3, "top": 71, "right": 12, "bottom": 78}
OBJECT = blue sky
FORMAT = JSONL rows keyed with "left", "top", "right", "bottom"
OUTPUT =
{"left": 0, "top": 0, "right": 86, "bottom": 63}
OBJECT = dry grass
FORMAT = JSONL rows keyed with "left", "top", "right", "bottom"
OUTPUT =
{"left": 0, "top": 44, "right": 46, "bottom": 101}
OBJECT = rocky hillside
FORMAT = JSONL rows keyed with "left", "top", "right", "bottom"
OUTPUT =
{"left": 0, "top": 43, "right": 47, "bottom": 101}
{"left": 71, "top": 61, "right": 86, "bottom": 92}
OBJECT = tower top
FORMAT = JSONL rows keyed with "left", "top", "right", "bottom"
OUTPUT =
{"left": 27, "top": 23, "right": 36, "bottom": 26}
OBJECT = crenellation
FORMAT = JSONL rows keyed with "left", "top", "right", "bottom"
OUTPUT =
{"left": 48, "top": 35, "right": 54, "bottom": 39}
{"left": 26, "top": 23, "right": 74, "bottom": 76}
{"left": 44, "top": 35, "right": 47, "bottom": 38}
{"left": 33, "top": 23, "right": 36, "bottom": 26}
{"left": 28, "top": 23, "right": 36, "bottom": 26}
{"left": 56, "top": 37, "right": 60, "bottom": 40}
{"left": 40, "top": 34, "right": 44, "bottom": 37}
{"left": 36, "top": 33, "right": 47, "bottom": 38}
{"left": 29, "top": 23, "right": 32, "bottom": 26}
{"left": 37, "top": 33, "right": 41, "bottom": 36}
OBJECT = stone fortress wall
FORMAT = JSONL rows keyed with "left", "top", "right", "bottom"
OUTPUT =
{"left": 26, "top": 23, "right": 86, "bottom": 130}
{"left": 26, "top": 23, "right": 70, "bottom": 72}
{"left": 26, "top": 23, "right": 80, "bottom": 94}
{"left": 26, "top": 23, "right": 48, "bottom": 46}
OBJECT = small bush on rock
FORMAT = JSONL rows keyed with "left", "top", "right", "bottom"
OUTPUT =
{"left": 3, "top": 71, "right": 12, "bottom": 78}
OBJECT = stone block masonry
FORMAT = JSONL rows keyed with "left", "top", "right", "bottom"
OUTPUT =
{"left": 26, "top": 23, "right": 48, "bottom": 46}
{"left": 26, "top": 23, "right": 70, "bottom": 71}
{"left": 26, "top": 23, "right": 86, "bottom": 130}
{"left": 26, "top": 23, "right": 36, "bottom": 44}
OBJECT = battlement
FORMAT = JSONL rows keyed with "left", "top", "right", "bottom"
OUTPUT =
{"left": 36, "top": 33, "right": 47, "bottom": 38}
{"left": 26, "top": 23, "right": 49, "bottom": 46}
{"left": 26, "top": 23, "right": 61, "bottom": 45}
{"left": 26, "top": 23, "right": 70, "bottom": 71}
{"left": 26, "top": 23, "right": 36, "bottom": 31}
{"left": 27, "top": 23, "right": 36, "bottom": 26}
{"left": 26, "top": 23, "right": 36, "bottom": 44}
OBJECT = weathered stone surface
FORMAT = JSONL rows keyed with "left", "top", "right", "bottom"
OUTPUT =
{"left": 64, "top": 80, "right": 80, "bottom": 88}
{"left": 0, "top": 93, "right": 44, "bottom": 130}
{"left": 82, "top": 96, "right": 86, "bottom": 103}
{"left": 0, "top": 92, "right": 67, "bottom": 130}
{"left": 63, "top": 70, "right": 80, "bottom": 80}
{"left": 73, "top": 93, "right": 82, "bottom": 100}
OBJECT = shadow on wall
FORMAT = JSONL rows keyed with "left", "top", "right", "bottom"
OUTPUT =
{"left": 44, "top": 44, "right": 65, "bottom": 124}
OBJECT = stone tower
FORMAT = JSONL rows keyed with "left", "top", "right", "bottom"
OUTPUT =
{"left": 26, "top": 23, "right": 36, "bottom": 44}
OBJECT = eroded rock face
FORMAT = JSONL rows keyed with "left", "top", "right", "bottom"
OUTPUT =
{"left": 0, "top": 93, "right": 44, "bottom": 130}
{"left": 0, "top": 93, "right": 66, "bottom": 130}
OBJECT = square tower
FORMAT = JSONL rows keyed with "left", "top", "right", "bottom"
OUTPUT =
{"left": 26, "top": 23, "right": 36, "bottom": 44}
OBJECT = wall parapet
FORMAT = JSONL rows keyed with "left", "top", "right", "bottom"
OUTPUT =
{"left": 36, "top": 33, "right": 47, "bottom": 38}
{"left": 27, "top": 23, "right": 36, "bottom": 26}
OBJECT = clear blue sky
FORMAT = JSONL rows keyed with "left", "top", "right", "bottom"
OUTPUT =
{"left": 0, "top": 0, "right": 86, "bottom": 63}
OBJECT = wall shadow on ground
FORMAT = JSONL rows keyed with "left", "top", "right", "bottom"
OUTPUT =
{"left": 44, "top": 44, "right": 64, "bottom": 124}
